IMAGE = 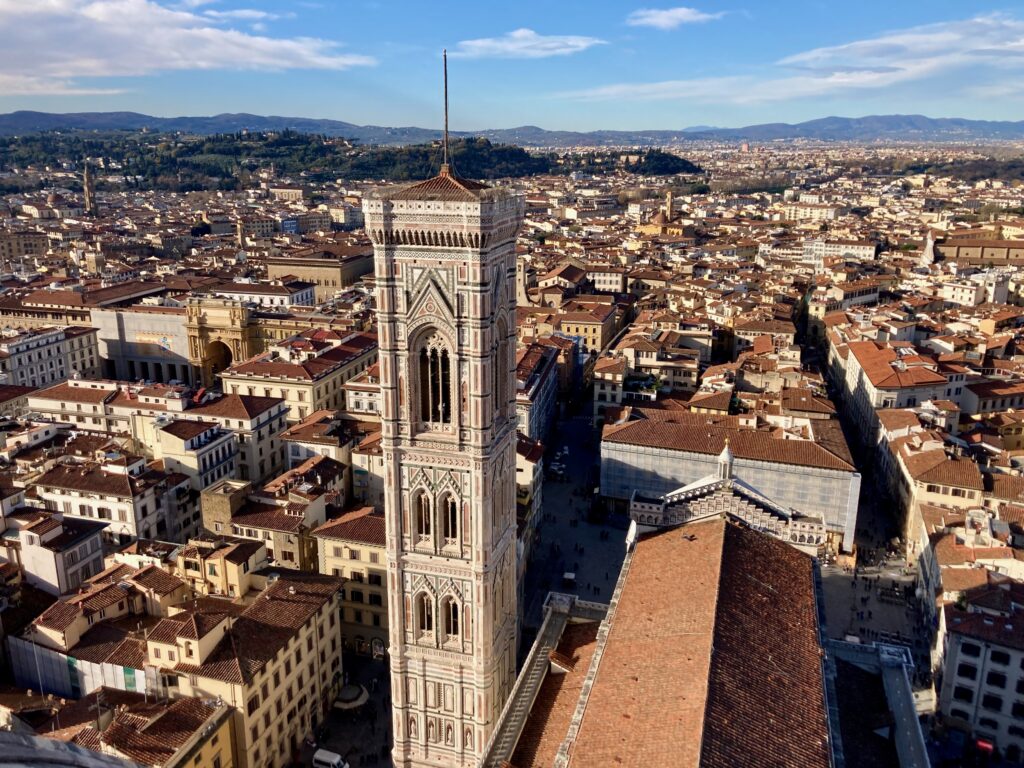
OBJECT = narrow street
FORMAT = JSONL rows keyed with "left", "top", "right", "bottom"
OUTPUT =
{"left": 520, "top": 414, "right": 626, "bottom": 638}
{"left": 819, "top": 438, "right": 936, "bottom": 691}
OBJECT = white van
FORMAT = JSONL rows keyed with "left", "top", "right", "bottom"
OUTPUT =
{"left": 312, "top": 749, "right": 349, "bottom": 768}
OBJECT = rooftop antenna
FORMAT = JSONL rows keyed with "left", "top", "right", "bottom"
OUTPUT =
{"left": 441, "top": 48, "right": 450, "bottom": 176}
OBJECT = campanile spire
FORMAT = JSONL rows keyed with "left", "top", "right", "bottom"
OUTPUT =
{"left": 365, "top": 67, "right": 525, "bottom": 765}
{"left": 441, "top": 48, "right": 451, "bottom": 176}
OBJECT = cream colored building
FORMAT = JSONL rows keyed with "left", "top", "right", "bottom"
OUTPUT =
{"left": 28, "top": 380, "right": 289, "bottom": 485}
{"left": 199, "top": 455, "right": 344, "bottom": 572}
{"left": 264, "top": 247, "right": 374, "bottom": 302}
{"left": 0, "top": 325, "right": 100, "bottom": 389}
{"left": 168, "top": 536, "right": 268, "bottom": 599}
{"left": 351, "top": 431, "right": 384, "bottom": 509}
{"left": 313, "top": 506, "right": 387, "bottom": 657}
{"left": 34, "top": 453, "right": 198, "bottom": 545}
{"left": 148, "top": 571, "right": 344, "bottom": 768}
{"left": 279, "top": 409, "right": 355, "bottom": 470}
{"left": 155, "top": 418, "right": 238, "bottom": 491}
{"left": 18, "top": 565, "right": 343, "bottom": 768}
{"left": 220, "top": 330, "right": 377, "bottom": 423}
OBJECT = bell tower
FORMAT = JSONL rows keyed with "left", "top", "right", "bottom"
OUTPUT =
{"left": 365, "top": 52, "right": 525, "bottom": 768}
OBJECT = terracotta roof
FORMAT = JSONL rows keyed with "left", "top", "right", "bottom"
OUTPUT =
{"left": 36, "top": 461, "right": 162, "bottom": 498}
{"left": 101, "top": 697, "right": 218, "bottom": 766}
{"left": 232, "top": 501, "right": 308, "bottom": 533}
{"left": 602, "top": 419, "right": 855, "bottom": 472}
{"left": 846, "top": 341, "right": 946, "bottom": 389}
{"left": 159, "top": 419, "right": 218, "bottom": 440}
{"left": 313, "top": 507, "right": 385, "bottom": 547}
{"left": 564, "top": 519, "right": 830, "bottom": 768}
{"left": 516, "top": 432, "right": 545, "bottom": 464}
{"left": 940, "top": 567, "right": 993, "bottom": 594}
{"left": 389, "top": 170, "right": 490, "bottom": 202}
{"left": 876, "top": 409, "right": 922, "bottom": 432}
{"left": 945, "top": 604, "right": 1024, "bottom": 652}
{"left": 0, "top": 384, "right": 37, "bottom": 402}
{"left": 35, "top": 600, "right": 80, "bottom": 632}
{"left": 511, "top": 621, "right": 600, "bottom": 768}
{"left": 932, "top": 533, "right": 1015, "bottom": 567}
{"left": 966, "top": 379, "right": 1024, "bottom": 399}
{"left": 734, "top": 318, "right": 796, "bottom": 335}
{"left": 190, "top": 394, "right": 285, "bottom": 421}
{"left": 687, "top": 390, "right": 732, "bottom": 412}
{"left": 170, "top": 572, "right": 342, "bottom": 684}
{"left": 129, "top": 565, "right": 186, "bottom": 596}
{"left": 908, "top": 454, "right": 983, "bottom": 490}
{"left": 31, "top": 382, "right": 115, "bottom": 405}
{"left": 780, "top": 388, "right": 836, "bottom": 415}
{"left": 594, "top": 356, "right": 627, "bottom": 375}
{"left": 985, "top": 473, "right": 1024, "bottom": 502}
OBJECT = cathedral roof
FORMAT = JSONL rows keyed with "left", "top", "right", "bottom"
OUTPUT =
{"left": 390, "top": 167, "right": 490, "bottom": 203}
{"left": 501, "top": 519, "right": 832, "bottom": 768}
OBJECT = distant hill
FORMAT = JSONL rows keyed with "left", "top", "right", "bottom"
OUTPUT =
{"left": 2, "top": 111, "right": 1024, "bottom": 145}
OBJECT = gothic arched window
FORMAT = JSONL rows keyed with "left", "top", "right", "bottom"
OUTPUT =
{"left": 414, "top": 490, "right": 432, "bottom": 543}
{"left": 441, "top": 494, "right": 459, "bottom": 545}
{"left": 417, "top": 332, "right": 452, "bottom": 425}
{"left": 443, "top": 597, "right": 460, "bottom": 642}
{"left": 415, "top": 592, "right": 433, "bottom": 637}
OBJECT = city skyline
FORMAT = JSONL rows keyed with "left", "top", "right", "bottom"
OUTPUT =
{"left": 2, "top": 1, "right": 1024, "bottom": 131}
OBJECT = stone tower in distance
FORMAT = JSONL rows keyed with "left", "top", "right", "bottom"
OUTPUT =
{"left": 364, "top": 55, "right": 524, "bottom": 767}
{"left": 82, "top": 159, "right": 96, "bottom": 217}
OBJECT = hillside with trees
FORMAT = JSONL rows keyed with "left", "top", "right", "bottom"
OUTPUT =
{"left": 0, "top": 132, "right": 553, "bottom": 192}
{"left": 626, "top": 150, "right": 703, "bottom": 176}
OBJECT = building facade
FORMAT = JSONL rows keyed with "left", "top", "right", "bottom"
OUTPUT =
{"left": 313, "top": 507, "right": 388, "bottom": 658}
{"left": 938, "top": 604, "right": 1024, "bottom": 760}
{"left": 0, "top": 326, "right": 100, "bottom": 389}
{"left": 366, "top": 168, "right": 523, "bottom": 767}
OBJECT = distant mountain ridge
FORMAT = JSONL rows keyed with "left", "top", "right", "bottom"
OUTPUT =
{"left": 1, "top": 110, "right": 1023, "bottom": 145}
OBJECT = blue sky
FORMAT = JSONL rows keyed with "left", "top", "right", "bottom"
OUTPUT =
{"left": 2, "top": 1, "right": 1024, "bottom": 130}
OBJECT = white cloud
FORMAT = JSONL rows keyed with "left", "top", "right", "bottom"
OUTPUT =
{"left": 626, "top": 7, "right": 725, "bottom": 30}
{"left": 450, "top": 28, "right": 605, "bottom": 60}
{"left": 202, "top": 8, "right": 279, "bottom": 20}
{"left": 0, "top": 0, "right": 374, "bottom": 96}
{"left": 0, "top": 73, "right": 124, "bottom": 96}
{"left": 564, "top": 13, "right": 1024, "bottom": 104}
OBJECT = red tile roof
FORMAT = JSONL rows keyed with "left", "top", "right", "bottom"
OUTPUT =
{"left": 602, "top": 419, "right": 855, "bottom": 472}
{"left": 564, "top": 519, "right": 831, "bottom": 768}
{"left": 313, "top": 507, "right": 385, "bottom": 547}
{"left": 390, "top": 171, "right": 490, "bottom": 202}
{"left": 511, "top": 621, "right": 600, "bottom": 768}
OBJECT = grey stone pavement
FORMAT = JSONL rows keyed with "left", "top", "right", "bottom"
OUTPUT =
{"left": 297, "top": 654, "right": 393, "bottom": 768}
{"left": 820, "top": 468, "right": 935, "bottom": 691}
{"left": 521, "top": 414, "right": 627, "bottom": 635}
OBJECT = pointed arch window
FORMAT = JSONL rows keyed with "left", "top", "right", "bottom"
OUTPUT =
{"left": 415, "top": 592, "right": 433, "bottom": 638}
{"left": 417, "top": 333, "right": 451, "bottom": 425}
{"left": 442, "top": 494, "right": 459, "bottom": 546}
{"left": 414, "top": 491, "right": 432, "bottom": 543}
{"left": 443, "top": 597, "right": 460, "bottom": 643}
